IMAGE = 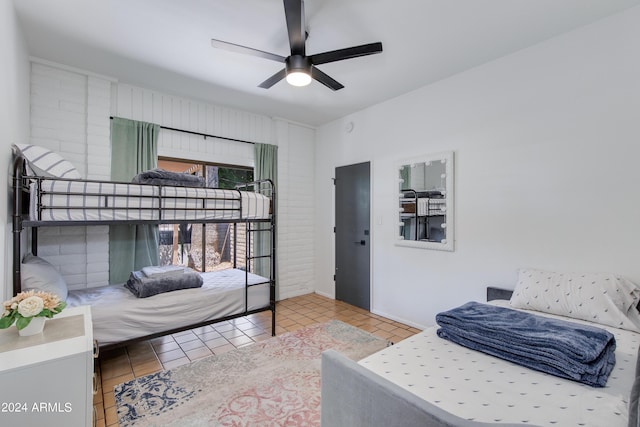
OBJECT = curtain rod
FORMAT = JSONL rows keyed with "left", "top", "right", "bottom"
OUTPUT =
{"left": 109, "top": 116, "right": 255, "bottom": 145}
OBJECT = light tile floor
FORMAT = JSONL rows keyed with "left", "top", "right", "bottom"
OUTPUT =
{"left": 94, "top": 293, "right": 421, "bottom": 427}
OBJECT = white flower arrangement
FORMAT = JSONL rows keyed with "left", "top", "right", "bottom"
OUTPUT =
{"left": 0, "top": 290, "right": 66, "bottom": 331}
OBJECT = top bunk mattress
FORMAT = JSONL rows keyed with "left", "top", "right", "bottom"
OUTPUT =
{"left": 358, "top": 300, "right": 638, "bottom": 426}
{"left": 28, "top": 179, "right": 270, "bottom": 223}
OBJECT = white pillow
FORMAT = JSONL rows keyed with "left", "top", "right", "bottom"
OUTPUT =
{"left": 510, "top": 268, "right": 640, "bottom": 332}
{"left": 21, "top": 253, "right": 68, "bottom": 301}
{"left": 14, "top": 144, "right": 81, "bottom": 179}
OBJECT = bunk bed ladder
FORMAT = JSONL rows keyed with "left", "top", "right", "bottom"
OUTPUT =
{"left": 236, "top": 179, "right": 277, "bottom": 336}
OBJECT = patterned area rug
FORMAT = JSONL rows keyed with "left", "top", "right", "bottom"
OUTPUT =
{"left": 115, "top": 320, "right": 389, "bottom": 426}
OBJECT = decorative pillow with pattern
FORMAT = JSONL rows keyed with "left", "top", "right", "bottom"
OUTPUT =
{"left": 14, "top": 143, "right": 81, "bottom": 179}
{"left": 510, "top": 268, "right": 640, "bottom": 332}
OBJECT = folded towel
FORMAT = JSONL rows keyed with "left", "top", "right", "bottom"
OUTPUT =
{"left": 141, "top": 265, "right": 185, "bottom": 278}
{"left": 436, "top": 301, "right": 616, "bottom": 387}
{"left": 132, "top": 168, "right": 205, "bottom": 188}
{"left": 125, "top": 268, "right": 203, "bottom": 298}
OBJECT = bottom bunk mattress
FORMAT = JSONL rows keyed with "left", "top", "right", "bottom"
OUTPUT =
{"left": 66, "top": 268, "right": 270, "bottom": 346}
{"left": 357, "top": 302, "right": 638, "bottom": 426}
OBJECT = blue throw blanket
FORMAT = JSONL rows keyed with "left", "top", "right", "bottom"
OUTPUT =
{"left": 436, "top": 302, "right": 616, "bottom": 387}
{"left": 125, "top": 269, "right": 203, "bottom": 298}
{"left": 132, "top": 168, "right": 205, "bottom": 188}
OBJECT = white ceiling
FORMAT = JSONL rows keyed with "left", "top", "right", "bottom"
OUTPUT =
{"left": 13, "top": 0, "right": 640, "bottom": 126}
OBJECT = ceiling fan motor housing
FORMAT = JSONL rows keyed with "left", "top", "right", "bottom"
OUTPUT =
{"left": 286, "top": 55, "right": 312, "bottom": 74}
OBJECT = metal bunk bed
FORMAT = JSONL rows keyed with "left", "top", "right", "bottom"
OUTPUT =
{"left": 399, "top": 189, "right": 446, "bottom": 241}
{"left": 11, "top": 150, "right": 276, "bottom": 350}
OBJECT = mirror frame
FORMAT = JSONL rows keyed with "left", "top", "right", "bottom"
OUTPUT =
{"left": 396, "top": 151, "right": 455, "bottom": 251}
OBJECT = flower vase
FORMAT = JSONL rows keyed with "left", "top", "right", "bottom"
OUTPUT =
{"left": 18, "top": 317, "right": 46, "bottom": 336}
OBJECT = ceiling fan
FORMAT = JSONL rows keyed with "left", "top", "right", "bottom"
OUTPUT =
{"left": 210, "top": 0, "right": 383, "bottom": 90}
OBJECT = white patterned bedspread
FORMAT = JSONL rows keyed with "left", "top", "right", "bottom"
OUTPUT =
{"left": 358, "top": 301, "right": 638, "bottom": 426}
{"left": 67, "top": 269, "right": 270, "bottom": 346}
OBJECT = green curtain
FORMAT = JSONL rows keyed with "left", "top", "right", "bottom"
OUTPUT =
{"left": 109, "top": 117, "right": 160, "bottom": 284}
{"left": 253, "top": 143, "right": 277, "bottom": 288}
{"left": 254, "top": 143, "right": 278, "bottom": 190}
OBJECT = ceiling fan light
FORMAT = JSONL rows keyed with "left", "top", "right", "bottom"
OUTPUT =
{"left": 286, "top": 71, "right": 312, "bottom": 87}
{"left": 285, "top": 55, "right": 312, "bottom": 87}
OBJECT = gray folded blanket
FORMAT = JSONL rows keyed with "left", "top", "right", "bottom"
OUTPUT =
{"left": 132, "top": 168, "right": 205, "bottom": 187}
{"left": 436, "top": 301, "right": 616, "bottom": 387}
{"left": 125, "top": 268, "right": 203, "bottom": 298}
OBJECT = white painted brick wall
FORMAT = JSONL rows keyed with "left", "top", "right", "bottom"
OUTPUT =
{"left": 29, "top": 61, "right": 111, "bottom": 290}
{"left": 87, "top": 76, "right": 112, "bottom": 180}
{"left": 275, "top": 120, "right": 316, "bottom": 300}
{"left": 29, "top": 63, "right": 316, "bottom": 298}
{"left": 84, "top": 76, "right": 111, "bottom": 286}
{"left": 114, "top": 84, "right": 266, "bottom": 167}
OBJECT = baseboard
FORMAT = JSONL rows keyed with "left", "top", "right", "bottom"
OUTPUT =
{"left": 278, "top": 288, "right": 314, "bottom": 301}
{"left": 314, "top": 290, "right": 334, "bottom": 299}
{"left": 307, "top": 291, "right": 427, "bottom": 331}
{"left": 370, "top": 308, "right": 427, "bottom": 331}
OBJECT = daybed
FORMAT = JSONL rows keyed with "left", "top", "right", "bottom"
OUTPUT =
{"left": 11, "top": 145, "right": 276, "bottom": 349}
{"left": 322, "top": 270, "right": 640, "bottom": 427}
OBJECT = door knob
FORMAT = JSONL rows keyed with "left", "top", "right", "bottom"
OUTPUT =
{"left": 354, "top": 240, "right": 366, "bottom": 246}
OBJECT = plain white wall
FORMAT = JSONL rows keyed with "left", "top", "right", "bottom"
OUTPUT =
{"left": 315, "top": 6, "right": 640, "bottom": 329}
{"left": 0, "top": 3, "right": 30, "bottom": 302}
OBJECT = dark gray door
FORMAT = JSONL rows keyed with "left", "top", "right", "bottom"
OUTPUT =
{"left": 335, "top": 162, "right": 370, "bottom": 310}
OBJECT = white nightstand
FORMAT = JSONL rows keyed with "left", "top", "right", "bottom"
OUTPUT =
{"left": 0, "top": 305, "right": 95, "bottom": 427}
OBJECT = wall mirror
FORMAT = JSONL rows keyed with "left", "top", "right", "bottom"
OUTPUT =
{"left": 396, "top": 151, "right": 454, "bottom": 251}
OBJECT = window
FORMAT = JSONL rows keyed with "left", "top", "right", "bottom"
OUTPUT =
{"left": 157, "top": 158, "right": 253, "bottom": 272}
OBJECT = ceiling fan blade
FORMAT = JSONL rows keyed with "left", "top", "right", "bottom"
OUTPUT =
{"left": 309, "top": 42, "right": 383, "bottom": 65}
{"left": 258, "top": 69, "right": 287, "bottom": 89}
{"left": 283, "top": 0, "right": 305, "bottom": 56}
{"left": 211, "top": 38, "right": 286, "bottom": 63}
{"left": 311, "top": 67, "right": 344, "bottom": 91}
